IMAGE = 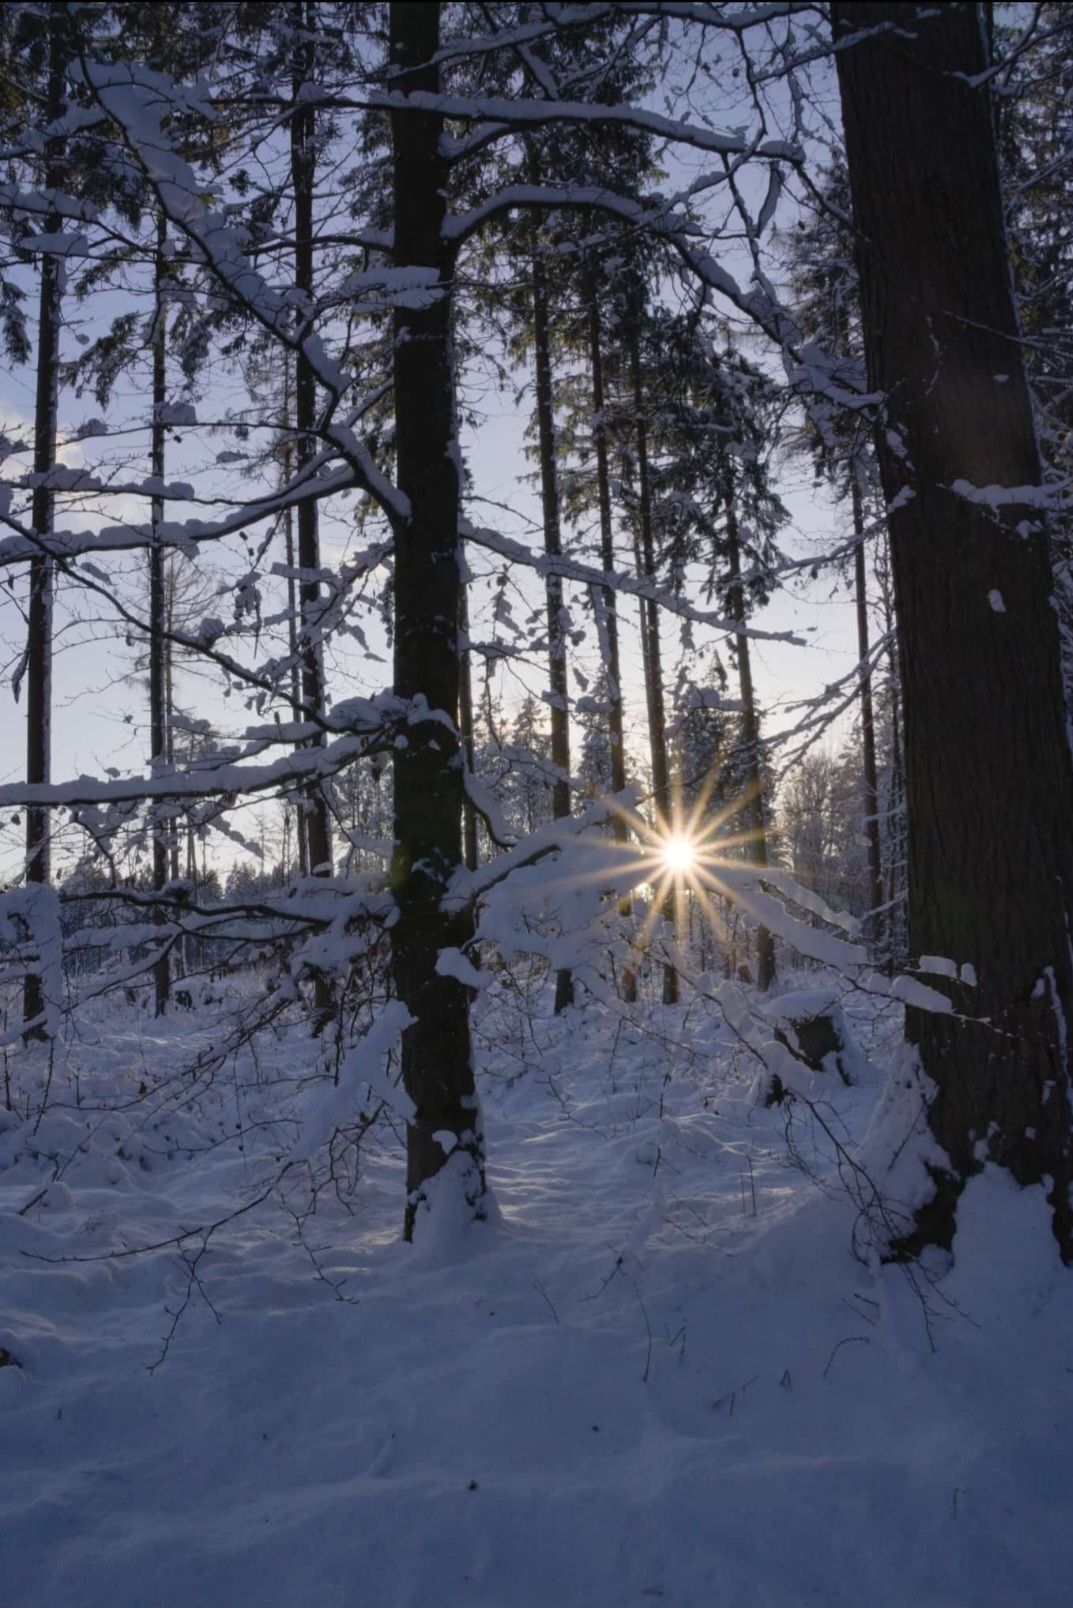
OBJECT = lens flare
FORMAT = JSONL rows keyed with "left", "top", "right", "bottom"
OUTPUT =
{"left": 661, "top": 836, "right": 696, "bottom": 874}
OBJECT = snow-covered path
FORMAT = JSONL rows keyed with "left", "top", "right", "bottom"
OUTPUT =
{"left": 2, "top": 997, "right": 1071, "bottom": 1607}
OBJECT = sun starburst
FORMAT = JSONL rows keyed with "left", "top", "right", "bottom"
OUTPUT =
{"left": 661, "top": 836, "right": 697, "bottom": 874}
{"left": 577, "top": 763, "right": 771, "bottom": 967}
{"left": 528, "top": 756, "right": 770, "bottom": 974}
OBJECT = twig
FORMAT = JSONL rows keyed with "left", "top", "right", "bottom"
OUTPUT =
{"left": 822, "top": 1334, "right": 871, "bottom": 1380}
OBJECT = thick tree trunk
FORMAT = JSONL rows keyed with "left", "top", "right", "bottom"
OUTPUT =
{"left": 531, "top": 241, "right": 574, "bottom": 1013}
{"left": 626, "top": 320, "right": 678, "bottom": 1004}
{"left": 389, "top": 0, "right": 487, "bottom": 1240}
{"left": 851, "top": 473, "right": 884, "bottom": 950}
{"left": 291, "top": 0, "right": 333, "bottom": 1024}
{"left": 22, "top": 15, "right": 64, "bottom": 1043}
{"left": 588, "top": 278, "right": 636, "bottom": 1002}
{"left": 724, "top": 504, "right": 775, "bottom": 993}
{"left": 834, "top": 0, "right": 1073, "bottom": 1259}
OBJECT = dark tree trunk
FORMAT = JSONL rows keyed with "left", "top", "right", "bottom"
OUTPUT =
{"left": 531, "top": 239, "right": 574, "bottom": 1013}
{"left": 281, "top": 360, "right": 309, "bottom": 877}
{"left": 626, "top": 318, "right": 678, "bottom": 1005}
{"left": 284, "top": 492, "right": 309, "bottom": 876}
{"left": 851, "top": 472, "right": 884, "bottom": 950}
{"left": 291, "top": 0, "right": 333, "bottom": 1023}
{"left": 588, "top": 276, "right": 636, "bottom": 1002}
{"left": 389, "top": 0, "right": 487, "bottom": 1240}
{"left": 885, "top": 603, "right": 907, "bottom": 968}
{"left": 163, "top": 575, "right": 182, "bottom": 916}
{"left": 873, "top": 531, "right": 907, "bottom": 968}
{"left": 458, "top": 577, "right": 479, "bottom": 875}
{"left": 150, "top": 212, "right": 171, "bottom": 1017}
{"left": 723, "top": 504, "right": 775, "bottom": 992}
{"left": 588, "top": 284, "right": 628, "bottom": 811}
{"left": 22, "top": 14, "right": 64, "bottom": 1042}
{"left": 834, "top": 0, "right": 1073, "bottom": 1259}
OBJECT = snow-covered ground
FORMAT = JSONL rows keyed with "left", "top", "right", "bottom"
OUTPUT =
{"left": 2, "top": 981, "right": 1071, "bottom": 1607}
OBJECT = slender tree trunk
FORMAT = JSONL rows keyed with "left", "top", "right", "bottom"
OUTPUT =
{"left": 835, "top": 0, "right": 1073, "bottom": 1260}
{"left": 873, "top": 531, "right": 906, "bottom": 968}
{"left": 588, "top": 287, "right": 627, "bottom": 805}
{"left": 626, "top": 318, "right": 678, "bottom": 1004}
{"left": 291, "top": 0, "right": 333, "bottom": 1024}
{"left": 389, "top": 0, "right": 487, "bottom": 1240}
{"left": 458, "top": 578, "right": 479, "bottom": 875}
{"left": 163, "top": 572, "right": 184, "bottom": 984}
{"left": 284, "top": 492, "right": 309, "bottom": 876}
{"left": 531, "top": 238, "right": 574, "bottom": 1012}
{"left": 588, "top": 277, "right": 637, "bottom": 1002}
{"left": 851, "top": 472, "right": 884, "bottom": 950}
{"left": 724, "top": 503, "right": 775, "bottom": 992}
{"left": 281, "top": 360, "right": 309, "bottom": 877}
{"left": 22, "top": 16, "right": 64, "bottom": 1042}
{"left": 149, "top": 213, "right": 171, "bottom": 1017}
{"left": 886, "top": 619, "right": 907, "bottom": 968}
{"left": 163, "top": 574, "right": 182, "bottom": 904}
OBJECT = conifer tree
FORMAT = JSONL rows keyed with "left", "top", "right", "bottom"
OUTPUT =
{"left": 834, "top": 0, "right": 1073, "bottom": 1258}
{"left": 18, "top": 8, "right": 67, "bottom": 1040}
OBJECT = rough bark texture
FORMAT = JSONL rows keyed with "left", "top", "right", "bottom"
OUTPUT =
{"left": 851, "top": 473, "right": 885, "bottom": 951}
{"left": 724, "top": 505, "right": 776, "bottom": 993}
{"left": 834, "top": 0, "right": 1073, "bottom": 1259}
{"left": 389, "top": 0, "right": 487, "bottom": 1239}
{"left": 531, "top": 241, "right": 574, "bottom": 1013}
{"left": 150, "top": 213, "right": 171, "bottom": 1017}
{"left": 22, "top": 13, "right": 64, "bottom": 1042}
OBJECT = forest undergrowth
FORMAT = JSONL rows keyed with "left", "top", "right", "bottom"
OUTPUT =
{"left": 1, "top": 971, "right": 1069, "bottom": 1608}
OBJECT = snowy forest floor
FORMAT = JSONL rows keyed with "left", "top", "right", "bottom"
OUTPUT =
{"left": 1, "top": 977, "right": 1071, "bottom": 1608}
